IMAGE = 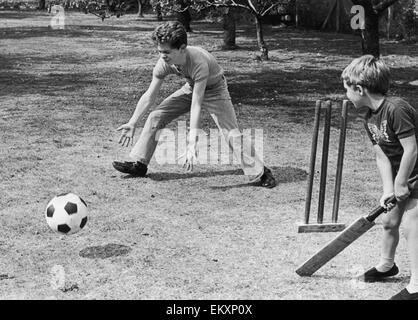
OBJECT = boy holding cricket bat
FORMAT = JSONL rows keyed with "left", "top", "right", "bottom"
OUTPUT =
{"left": 342, "top": 55, "right": 418, "bottom": 300}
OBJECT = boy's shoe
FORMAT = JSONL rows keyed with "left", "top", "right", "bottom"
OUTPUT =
{"left": 260, "top": 167, "right": 276, "bottom": 188}
{"left": 112, "top": 161, "right": 148, "bottom": 177}
{"left": 359, "top": 264, "right": 399, "bottom": 282}
{"left": 389, "top": 288, "right": 418, "bottom": 300}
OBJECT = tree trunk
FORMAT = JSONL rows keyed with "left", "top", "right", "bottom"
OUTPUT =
{"left": 386, "top": 6, "right": 393, "bottom": 39}
{"left": 155, "top": 4, "right": 163, "bottom": 21}
{"left": 361, "top": 3, "right": 380, "bottom": 57}
{"left": 177, "top": 10, "right": 192, "bottom": 32}
{"left": 137, "top": 0, "right": 144, "bottom": 17}
{"left": 222, "top": 8, "right": 237, "bottom": 50}
{"left": 255, "top": 15, "right": 269, "bottom": 60}
{"left": 351, "top": 0, "right": 400, "bottom": 57}
{"left": 295, "top": 0, "right": 299, "bottom": 27}
{"left": 38, "top": 0, "right": 46, "bottom": 10}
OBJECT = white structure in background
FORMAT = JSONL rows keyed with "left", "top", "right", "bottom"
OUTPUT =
{"left": 50, "top": 5, "right": 65, "bottom": 30}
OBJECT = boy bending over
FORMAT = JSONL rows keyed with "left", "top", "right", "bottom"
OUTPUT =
{"left": 113, "top": 21, "right": 276, "bottom": 188}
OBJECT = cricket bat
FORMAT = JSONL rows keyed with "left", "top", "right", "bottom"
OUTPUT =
{"left": 295, "top": 195, "right": 396, "bottom": 277}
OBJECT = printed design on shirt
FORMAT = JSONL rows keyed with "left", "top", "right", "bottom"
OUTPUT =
{"left": 367, "top": 120, "right": 391, "bottom": 144}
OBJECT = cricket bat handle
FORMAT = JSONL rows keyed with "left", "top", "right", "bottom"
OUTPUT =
{"left": 366, "top": 174, "right": 418, "bottom": 222}
{"left": 366, "top": 195, "right": 396, "bottom": 222}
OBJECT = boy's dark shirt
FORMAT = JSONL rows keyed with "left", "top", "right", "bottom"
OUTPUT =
{"left": 364, "top": 97, "right": 418, "bottom": 176}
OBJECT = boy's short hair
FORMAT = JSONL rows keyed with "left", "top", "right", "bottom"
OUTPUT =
{"left": 341, "top": 55, "right": 391, "bottom": 95}
{"left": 151, "top": 21, "right": 187, "bottom": 49}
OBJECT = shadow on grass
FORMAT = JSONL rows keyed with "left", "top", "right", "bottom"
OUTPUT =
{"left": 79, "top": 243, "right": 132, "bottom": 259}
{"left": 127, "top": 168, "right": 243, "bottom": 181}
{"left": 0, "top": 24, "right": 155, "bottom": 40}
{"left": 227, "top": 67, "right": 349, "bottom": 126}
{"left": 199, "top": 21, "right": 418, "bottom": 59}
{"left": 0, "top": 69, "right": 98, "bottom": 97}
{"left": 124, "top": 166, "right": 307, "bottom": 188}
{"left": 308, "top": 273, "right": 409, "bottom": 283}
{"left": 192, "top": 22, "right": 362, "bottom": 56}
{"left": 0, "top": 10, "right": 37, "bottom": 20}
{"left": 0, "top": 26, "right": 92, "bottom": 39}
{"left": 208, "top": 165, "right": 308, "bottom": 190}
{"left": 72, "top": 24, "right": 156, "bottom": 32}
{"left": 229, "top": 66, "right": 418, "bottom": 101}
{"left": 227, "top": 66, "right": 418, "bottom": 125}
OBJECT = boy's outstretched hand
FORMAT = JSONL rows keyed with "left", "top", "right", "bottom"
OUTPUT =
{"left": 179, "top": 145, "right": 198, "bottom": 172}
{"left": 117, "top": 123, "right": 136, "bottom": 147}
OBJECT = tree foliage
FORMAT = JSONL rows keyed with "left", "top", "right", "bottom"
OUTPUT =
{"left": 77, "top": 0, "right": 128, "bottom": 20}
{"left": 150, "top": 0, "right": 291, "bottom": 16}
{"left": 150, "top": 0, "right": 292, "bottom": 60}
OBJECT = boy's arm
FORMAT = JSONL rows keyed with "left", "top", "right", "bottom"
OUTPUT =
{"left": 116, "top": 76, "right": 163, "bottom": 147}
{"left": 374, "top": 144, "right": 394, "bottom": 195}
{"left": 128, "top": 76, "right": 164, "bottom": 126}
{"left": 388, "top": 104, "right": 418, "bottom": 196}
{"left": 188, "top": 78, "right": 207, "bottom": 146}
{"left": 395, "top": 135, "right": 418, "bottom": 199}
{"left": 182, "top": 78, "right": 207, "bottom": 172}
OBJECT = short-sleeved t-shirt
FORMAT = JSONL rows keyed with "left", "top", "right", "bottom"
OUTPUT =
{"left": 152, "top": 46, "right": 224, "bottom": 88}
{"left": 364, "top": 97, "right": 418, "bottom": 175}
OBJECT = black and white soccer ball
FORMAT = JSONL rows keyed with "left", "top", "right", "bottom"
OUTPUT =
{"left": 45, "top": 193, "right": 88, "bottom": 235}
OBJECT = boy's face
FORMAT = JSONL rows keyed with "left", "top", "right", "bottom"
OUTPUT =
{"left": 157, "top": 43, "right": 185, "bottom": 65}
{"left": 343, "top": 80, "right": 364, "bottom": 108}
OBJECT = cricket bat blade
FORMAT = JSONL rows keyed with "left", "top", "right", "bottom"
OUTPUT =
{"left": 295, "top": 217, "right": 375, "bottom": 276}
{"left": 295, "top": 177, "right": 418, "bottom": 277}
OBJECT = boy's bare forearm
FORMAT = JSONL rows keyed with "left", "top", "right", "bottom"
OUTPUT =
{"left": 188, "top": 80, "right": 206, "bottom": 147}
{"left": 396, "top": 136, "right": 418, "bottom": 184}
{"left": 396, "top": 148, "right": 417, "bottom": 184}
{"left": 188, "top": 103, "right": 202, "bottom": 147}
{"left": 128, "top": 95, "right": 154, "bottom": 125}
{"left": 376, "top": 154, "right": 394, "bottom": 193}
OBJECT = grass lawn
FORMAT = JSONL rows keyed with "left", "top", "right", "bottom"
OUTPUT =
{"left": 1, "top": 9, "right": 418, "bottom": 300}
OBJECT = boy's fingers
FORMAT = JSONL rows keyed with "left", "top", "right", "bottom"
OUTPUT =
{"left": 122, "top": 137, "right": 130, "bottom": 147}
{"left": 185, "top": 162, "right": 192, "bottom": 172}
{"left": 117, "top": 125, "right": 132, "bottom": 132}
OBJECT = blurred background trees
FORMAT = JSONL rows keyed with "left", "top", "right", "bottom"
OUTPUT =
{"left": 2, "top": 0, "right": 416, "bottom": 59}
